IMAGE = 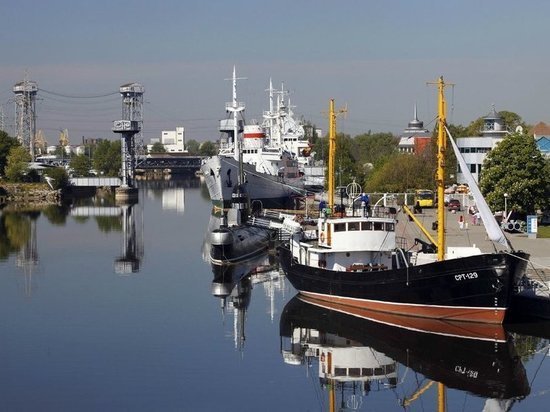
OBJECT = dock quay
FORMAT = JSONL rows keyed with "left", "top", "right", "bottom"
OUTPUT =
{"left": 394, "top": 206, "right": 550, "bottom": 271}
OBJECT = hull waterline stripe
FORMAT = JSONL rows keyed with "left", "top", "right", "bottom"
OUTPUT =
{"left": 298, "top": 295, "right": 507, "bottom": 342}
{"left": 298, "top": 290, "right": 506, "bottom": 324}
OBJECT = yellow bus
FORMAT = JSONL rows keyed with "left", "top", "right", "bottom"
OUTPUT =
{"left": 414, "top": 189, "right": 434, "bottom": 208}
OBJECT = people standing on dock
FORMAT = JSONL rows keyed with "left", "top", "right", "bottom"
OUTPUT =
{"left": 474, "top": 211, "right": 481, "bottom": 225}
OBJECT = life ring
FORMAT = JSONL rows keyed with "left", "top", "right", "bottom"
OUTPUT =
{"left": 320, "top": 232, "right": 325, "bottom": 242}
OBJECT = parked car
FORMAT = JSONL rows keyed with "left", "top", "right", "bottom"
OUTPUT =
{"left": 447, "top": 198, "right": 461, "bottom": 211}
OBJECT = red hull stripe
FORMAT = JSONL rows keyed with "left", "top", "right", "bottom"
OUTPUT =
{"left": 243, "top": 133, "right": 265, "bottom": 138}
{"left": 299, "top": 295, "right": 507, "bottom": 341}
{"left": 299, "top": 291, "right": 506, "bottom": 324}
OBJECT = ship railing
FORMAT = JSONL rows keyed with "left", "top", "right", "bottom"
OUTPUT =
{"left": 249, "top": 217, "right": 273, "bottom": 229}
{"left": 370, "top": 205, "right": 399, "bottom": 219}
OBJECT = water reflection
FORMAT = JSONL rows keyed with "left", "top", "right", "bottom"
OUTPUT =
{"left": 210, "top": 250, "right": 282, "bottom": 351}
{"left": 0, "top": 210, "right": 38, "bottom": 262}
{"left": 140, "top": 175, "right": 199, "bottom": 209}
{"left": 69, "top": 200, "right": 145, "bottom": 274}
{"left": 0, "top": 210, "right": 40, "bottom": 295}
{"left": 280, "top": 296, "right": 530, "bottom": 410}
{"left": 0, "top": 197, "right": 145, "bottom": 277}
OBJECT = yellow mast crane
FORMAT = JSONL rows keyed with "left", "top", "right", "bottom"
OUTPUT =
{"left": 327, "top": 99, "right": 347, "bottom": 211}
{"left": 427, "top": 76, "right": 452, "bottom": 262}
{"left": 429, "top": 76, "right": 453, "bottom": 411}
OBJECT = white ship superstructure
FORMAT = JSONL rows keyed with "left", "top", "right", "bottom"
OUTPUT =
{"left": 201, "top": 68, "right": 306, "bottom": 208}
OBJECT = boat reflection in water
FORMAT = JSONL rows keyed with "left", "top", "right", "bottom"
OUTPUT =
{"left": 280, "top": 296, "right": 530, "bottom": 410}
{"left": 210, "top": 252, "right": 278, "bottom": 351}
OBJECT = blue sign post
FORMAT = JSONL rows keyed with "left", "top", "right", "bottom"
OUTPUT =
{"left": 526, "top": 215, "right": 538, "bottom": 239}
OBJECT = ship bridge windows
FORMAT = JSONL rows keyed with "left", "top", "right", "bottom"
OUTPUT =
{"left": 333, "top": 220, "right": 395, "bottom": 233}
{"left": 334, "top": 368, "right": 347, "bottom": 377}
{"left": 334, "top": 223, "right": 346, "bottom": 232}
{"left": 361, "top": 221, "right": 372, "bottom": 231}
{"left": 348, "top": 222, "right": 360, "bottom": 231}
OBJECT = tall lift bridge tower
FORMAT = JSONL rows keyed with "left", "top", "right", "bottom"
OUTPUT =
{"left": 120, "top": 83, "right": 144, "bottom": 156}
{"left": 113, "top": 120, "right": 140, "bottom": 203}
{"left": 13, "top": 79, "right": 38, "bottom": 160}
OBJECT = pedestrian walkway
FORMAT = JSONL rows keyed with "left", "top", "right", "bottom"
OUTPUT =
{"left": 397, "top": 207, "right": 550, "bottom": 281}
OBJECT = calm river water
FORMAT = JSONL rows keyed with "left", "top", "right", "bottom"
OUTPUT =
{"left": 1, "top": 177, "right": 550, "bottom": 411}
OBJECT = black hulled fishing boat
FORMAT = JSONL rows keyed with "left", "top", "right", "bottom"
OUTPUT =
{"left": 277, "top": 80, "right": 529, "bottom": 324}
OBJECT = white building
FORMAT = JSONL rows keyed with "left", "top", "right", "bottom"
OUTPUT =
{"left": 148, "top": 126, "right": 187, "bottom": 154}
{"left": 456, "top": 107, "right": 508, "bottom": 183}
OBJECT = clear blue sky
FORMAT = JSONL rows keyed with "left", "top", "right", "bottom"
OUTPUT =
{"left": 1, "top": 0, "right": 549, "bottom": 144}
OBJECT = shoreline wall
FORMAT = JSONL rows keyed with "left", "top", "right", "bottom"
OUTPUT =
{"left": 0, "top": 183, "right": 61, "bottom": 204}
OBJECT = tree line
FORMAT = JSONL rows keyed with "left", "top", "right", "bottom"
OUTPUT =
{"left": 307, "top": 112, "right": 549, "bottom": 215}
{"left": 1, "top": 108, "right": 549, "bottom": 214}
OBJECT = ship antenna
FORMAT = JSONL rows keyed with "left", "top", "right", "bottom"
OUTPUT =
{"left": 224, "top": 66, "right": 246, "bottom": 161}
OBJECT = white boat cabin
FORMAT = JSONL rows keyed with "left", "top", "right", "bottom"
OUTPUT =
{"left": 290, "top": 208, "right": 402, "bottom": 272}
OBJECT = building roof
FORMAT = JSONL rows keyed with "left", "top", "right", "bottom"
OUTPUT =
{"left": 536, "top": 136, "right": 550, "bottom": 154}
{"left": 530, "top": 121, "right": 550, "bottom": 137}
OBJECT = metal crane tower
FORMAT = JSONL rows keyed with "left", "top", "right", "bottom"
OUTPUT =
{"left": 13, "top": 79, "right": 38, "bottom": 159}
{"left": 119, "top": 83, "right": 144, "bottom": 154}
{"left": 113, "top": 120, "right": 140, "bottom": 203}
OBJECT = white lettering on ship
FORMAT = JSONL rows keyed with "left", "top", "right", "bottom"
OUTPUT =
{"left": 455, "top": 272, "right": 478, "bottom": 281}
{"left": 455, "top": 365, "right": 479, "bottom": 378}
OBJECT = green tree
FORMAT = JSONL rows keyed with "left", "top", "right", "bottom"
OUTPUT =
{"left": 4, "top": 146, "right": 31, "bottom": 182}
{"left": 479, "top": 131, "right": 550, "bottom": 214}
{"left": 43, "top": 167, "right": 69, "bottom": 189}
{"left": 93, "top": 140, "right": 121, "bottom": 176}
{"left": 0, "top": 130, "right": 19, "bottom": 176}
{"left": 70, "top": 154, "right": 92, "bottom": 177}
{"left": 354, "top": 132, "right": 399, "bottom": 187}
{"left": 186, "top": 139, "right": 200, "bottom": 155}
{"left": 312, "top": 134, "right": 362, "bottom": 188}
{"left": 199, "top": 141, "right": 218, "bottom": 156}
{"left": 366, "top": 152, "right": 434, "bottom": 193}
{"left": 149, "top": 142, "right": 166, "bottom": 154}
{"left": 354, "top": 132, "right": 399, "bottom": 170}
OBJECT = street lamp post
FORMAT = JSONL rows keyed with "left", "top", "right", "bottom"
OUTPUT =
{"left": 504, "top": 193, "right": 509, "bottom": 220}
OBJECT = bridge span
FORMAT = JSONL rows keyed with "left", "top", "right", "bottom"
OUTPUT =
{"left": 135, "top": 155, "right": 203, "bottom": 172}
{"left": 69, "top": 177, "right": 122, "bottom": 187}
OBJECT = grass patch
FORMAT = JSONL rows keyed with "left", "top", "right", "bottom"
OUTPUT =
{"left": 538, "top": 225, "right": 550, "bottom": 238}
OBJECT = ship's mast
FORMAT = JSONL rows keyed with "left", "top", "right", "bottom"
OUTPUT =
{"left": 328, "top": 99, "right": 336, "bottom": 210}
{"left": 225, "top": 66, "right": 246, "bottom": 160}
{"left": 327, "top": 99, "right": 347, "bottom": 211}
{"left": 436, "top": 76, "right": 448, "bottom": 262}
